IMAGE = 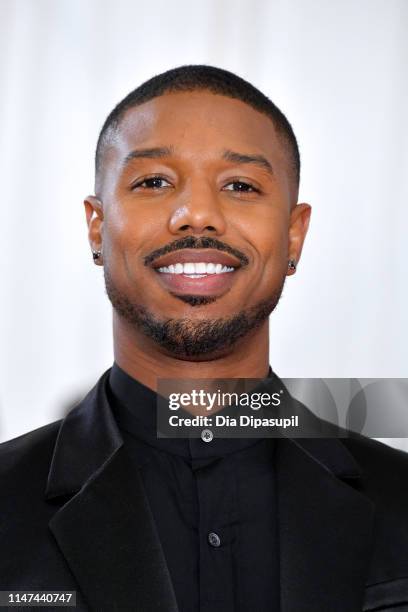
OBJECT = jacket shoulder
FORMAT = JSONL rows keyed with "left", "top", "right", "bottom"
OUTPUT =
{"left": 0, "top": 420, "right": 62, "bottom": 484}
{"left": 342, "top": 434, "right": 408, "bottom": 490}
{"left": 341, "top": 436, "right": 408, "bottom": 588}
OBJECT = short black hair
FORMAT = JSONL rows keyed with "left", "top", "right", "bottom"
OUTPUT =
{"left": 95, "top": 64, "right": 300, "bottom": 190}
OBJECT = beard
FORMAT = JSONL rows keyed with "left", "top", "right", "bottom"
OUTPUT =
{"left": 104, "top": 267, "right": 286, "bottom": 359}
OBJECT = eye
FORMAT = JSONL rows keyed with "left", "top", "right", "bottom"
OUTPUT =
{"left": 223, "top": 181, "right": 260, "bottom": 194}
{"left": 131, "top": 176, "right": 172, "bottom": 190}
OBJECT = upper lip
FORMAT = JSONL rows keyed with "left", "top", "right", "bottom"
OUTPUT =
{"left": 151, "top": 249, "right": 242, "bottom": 270}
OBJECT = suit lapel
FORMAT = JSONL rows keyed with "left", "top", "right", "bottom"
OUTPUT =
{"left": 45, "top": 369, "right": 179, "bottom": 612}
{"left": 276, "top": 436, "right": 375, "bottom": 612}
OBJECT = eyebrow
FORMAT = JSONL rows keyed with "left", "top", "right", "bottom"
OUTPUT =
{"left": 122, "top": 146, "right": 174, "bottom": 167}
{"left": 121, "top": 145, "right": 274, "bottom": 177}
{"left": 222, "top": 149, "right": 274, "bottom": 177}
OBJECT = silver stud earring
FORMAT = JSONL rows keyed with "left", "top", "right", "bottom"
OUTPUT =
{"left": 92, "top": 249, "right": 102, "bottom": 262}
{"left": 288, "top": 259, "right": 297, "bottom": 271}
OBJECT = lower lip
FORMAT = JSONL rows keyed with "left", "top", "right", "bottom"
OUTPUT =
{"left": 153, "top": 270, "right": 239, "bottom": 296}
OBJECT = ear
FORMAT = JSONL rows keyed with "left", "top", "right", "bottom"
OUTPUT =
{"left": 287, "top": 203, "right": 312, "bottom": 276}
{"left": 84, "top": 195, "right": 104, "bottom": 257}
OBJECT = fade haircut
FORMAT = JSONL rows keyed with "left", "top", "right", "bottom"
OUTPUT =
{"left": 95, "top": 64, "right": 300, "bottom": 192}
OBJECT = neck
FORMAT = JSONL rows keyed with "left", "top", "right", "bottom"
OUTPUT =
{"left": 112, "top": 312, "right": 270, "bottom": 392}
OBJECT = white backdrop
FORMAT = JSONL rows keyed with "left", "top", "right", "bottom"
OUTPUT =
{"left": 1, "top": 0, "right": 407, "bottom": 448}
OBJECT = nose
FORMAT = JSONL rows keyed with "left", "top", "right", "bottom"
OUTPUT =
{"left": 168, "top": 179, "right": 227, "bottom": 236}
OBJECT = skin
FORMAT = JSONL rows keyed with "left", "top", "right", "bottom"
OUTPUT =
{"left": 84, "top": 91, "right": 311, "bottom": 393}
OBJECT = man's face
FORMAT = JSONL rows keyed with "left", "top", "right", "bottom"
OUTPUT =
{"left": 85, "top": 91, "right": 310, "bottom": 358}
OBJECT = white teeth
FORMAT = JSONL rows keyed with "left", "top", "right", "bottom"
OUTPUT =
{"left": 184, "top": 274, "right": 207, "bottom": 278}
{"left": 157, "top": 262, "right": 235, "bottom": 275}
{"left": 195, "top": 262, "right": 207, "bottom": 274}
{"left": 184, "top": 263, "right": 195, "bottom": 274}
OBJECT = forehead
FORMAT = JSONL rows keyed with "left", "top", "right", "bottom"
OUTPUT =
{"left": 108, "top": 91, "right": 287, "bottom": 169}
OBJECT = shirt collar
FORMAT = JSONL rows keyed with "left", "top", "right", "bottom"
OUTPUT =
{"left": 107, "top": 361, "right": 276, "bottom": 462}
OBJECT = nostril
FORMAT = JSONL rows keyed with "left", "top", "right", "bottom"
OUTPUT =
{"left": 178, "top": 225, "right": 217, "bottom": 233}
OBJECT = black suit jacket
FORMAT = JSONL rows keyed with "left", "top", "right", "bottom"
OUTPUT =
{"left": 1, "top": 368, "right": 408, "bottom": 611}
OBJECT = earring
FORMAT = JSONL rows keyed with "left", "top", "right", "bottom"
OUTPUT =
{"left": 288, "top": 259, "right": 297, "bottom": 271}
{"left": 92, "top": 249, "right": 102, "bottom": 262}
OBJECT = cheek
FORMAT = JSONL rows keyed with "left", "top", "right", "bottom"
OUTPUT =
{"left": 105, "top": 193, "right": 157, "bottom": 248}
{"left": 103, "top": 208, "right": 130, "bottom": 265}
{"left": 103, "top": 204, "right": 148, "bottom": 275}
{"left": 257, "top": 228, "right": 288, "bottom": 262}
{"left": 242, "top": 207, "right": 290, "bottom": 269}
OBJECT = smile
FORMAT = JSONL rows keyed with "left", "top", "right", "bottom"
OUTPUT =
{"left": 157, "top": 262, "right": 235, "bottom": 277}
{"left": 150, "top": 248, "right": 242, "bottom": 298}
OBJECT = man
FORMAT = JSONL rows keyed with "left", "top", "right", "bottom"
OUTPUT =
{"left": 1, "top": 65, "right": 407, "bottom": 612}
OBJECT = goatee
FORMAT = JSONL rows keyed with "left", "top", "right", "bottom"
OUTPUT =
{"left": 104, "top": 267, "right": 286, "bottom": 359}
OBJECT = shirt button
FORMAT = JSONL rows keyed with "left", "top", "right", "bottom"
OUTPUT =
{"left": 208, "top": 532, "right": 221, "bottom": 547}
{"left": 201, "top": 428, "right": 213, "bottom": 442}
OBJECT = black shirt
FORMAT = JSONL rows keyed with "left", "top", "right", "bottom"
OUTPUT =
{"left": 107, "top": 362, "right": 280, "bottom": 612}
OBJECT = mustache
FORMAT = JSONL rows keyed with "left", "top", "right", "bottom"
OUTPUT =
{"left": 143, "top": 236, "right": 249, "bottom": 267}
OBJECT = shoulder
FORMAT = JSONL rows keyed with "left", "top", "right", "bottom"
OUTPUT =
{"left": 0, "top": 420, "right": 62, "bottom": 491}
{"left": 342, "top": 434, "right": 408, "bottom": 485}
{"left": 341, "top": 434, "right": 408, "bottom": 506}
{"left": 341, "top": 436, "right": 408, "bottom": 587}
{"left": 342, "top": 435, "right": 408, "bottom": 576}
